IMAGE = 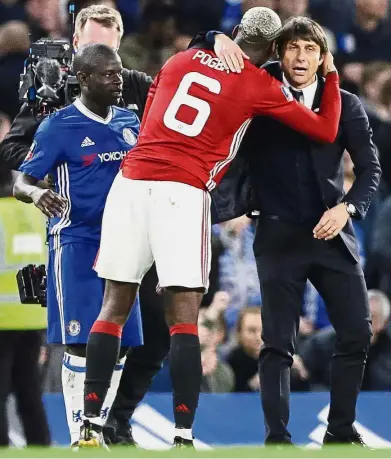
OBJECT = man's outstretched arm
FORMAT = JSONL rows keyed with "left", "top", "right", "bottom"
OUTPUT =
{"left": 252, "top": 52, "right": 341, "bottom": 143}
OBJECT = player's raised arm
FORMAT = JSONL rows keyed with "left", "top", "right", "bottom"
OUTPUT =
{"left": 252, "top": 52, "right": 341, "bottom": 143}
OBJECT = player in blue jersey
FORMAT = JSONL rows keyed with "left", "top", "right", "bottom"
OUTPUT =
{"left": 13, "top": 43, "right": 143, "bottom": 447}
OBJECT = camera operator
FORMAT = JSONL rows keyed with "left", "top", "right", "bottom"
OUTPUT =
{"left": 0, "top": 169, "right": 50, "bottom": 447}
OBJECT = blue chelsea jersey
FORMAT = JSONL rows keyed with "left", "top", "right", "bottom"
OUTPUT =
{"left": 20, "top": 98, "right": 140, "bottom": 244}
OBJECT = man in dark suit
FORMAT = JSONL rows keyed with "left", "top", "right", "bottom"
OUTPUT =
{"left": 212, "top": 17, "right": 381, "bottom": 446}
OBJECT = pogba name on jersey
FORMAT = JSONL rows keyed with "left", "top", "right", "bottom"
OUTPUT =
{"left": 192, "top": 50, "right": 228, "bottom": 73}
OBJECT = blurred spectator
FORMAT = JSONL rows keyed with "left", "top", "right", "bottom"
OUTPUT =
{"left": 309, "top": 0, "right": 355, "bottom": 36}
{"left": 227, "top": 307, "right": 262, "bottom": 392}
{"left": 119, "top": 1, "right": 177, "bottom": 77}
{"left": 278, "top": 0, "right": 308, "bottom": 23}
{"left": 0, "top": 169, "right": 50, "bottom": 446}
{"left": 26, "top": 0, "right": 66, "bottom": 40}
{"left": 336, "top": 0, "right": 391, "bottom": 88}
{"left": 217, "top": 217, "right": 261, "bottom": 330}
{"left": 373, "top": 81, "right": 391, "bottom": 191}
{"left": 300, "top": 290, "right": 391, "bottom": 391}
{"left": 371, "top": 194, "right": 391, "bottom": 298}
{"left": 0, "top": 20, "right": 29, "bottom": 120}
{"left": 359, "top": 61, "right": 391, "bottom": 129}
{"left": 198, "top": 313, "right": 235, "bottom": 393}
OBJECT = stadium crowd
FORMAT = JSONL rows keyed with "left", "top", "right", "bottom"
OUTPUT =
{"left": 1, "top": 0, "right": 391, "bottom": 446}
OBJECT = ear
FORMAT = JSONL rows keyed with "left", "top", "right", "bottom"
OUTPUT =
{"left": 232, "top": 24, "right": 239, "bottom": 39}
{"left": 318, "top": 54, "right": 325, "bottom": 67}
{"left": 73, "top": 34, "right": 78, "bottom": 52}
{"left": 76, "top": 71, "right": 89, "bottom": 88}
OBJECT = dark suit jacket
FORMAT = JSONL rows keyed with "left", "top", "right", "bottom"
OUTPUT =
{"left": 211, "top": 62, "right": 381, "bottom": 263}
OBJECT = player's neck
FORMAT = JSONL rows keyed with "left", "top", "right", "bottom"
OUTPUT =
{"left": 79, "top": 95, "right": 111, "bottom": 120}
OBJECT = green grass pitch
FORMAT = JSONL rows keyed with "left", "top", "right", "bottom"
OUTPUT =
{"left": 0, "top": 445, "right": 390, "bottom": 459}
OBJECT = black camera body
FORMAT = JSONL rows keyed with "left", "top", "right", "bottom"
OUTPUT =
{"left": 19, "top": 38, "right": 80, "bottom": 114}
{"left": 16, "top": 264, "right": 47, "bottom": 308}
{"left": 19, "top": 5, "right": 79, "bottom": 113}
{"left": 30, "top": 38, "right": 71, "bottom": 64}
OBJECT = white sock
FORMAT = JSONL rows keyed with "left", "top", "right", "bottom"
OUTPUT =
{"left": 62, "top": 352, "right": 87, "bottom": 445}
{"left": 92, "top": 355, "right": 127, "bottom": 427}
{"left": 175, "top": 428, "right": 193, "bottom": 440}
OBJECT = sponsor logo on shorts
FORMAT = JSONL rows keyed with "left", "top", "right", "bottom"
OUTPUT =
{"left": 67, "top": 320, "right": 81, "bottom": 336}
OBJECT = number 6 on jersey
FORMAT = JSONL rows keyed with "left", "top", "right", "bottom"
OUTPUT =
{"left": 163, "top": 72, "right": 221, "bottom": 137}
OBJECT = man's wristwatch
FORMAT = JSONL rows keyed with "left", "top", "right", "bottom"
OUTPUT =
{"left": 344, "top": 202, "right": 357, "bottom": 217}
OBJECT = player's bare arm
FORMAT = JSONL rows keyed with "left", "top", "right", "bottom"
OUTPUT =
{"left": 214, "top": 33, "right": 250, "bottom": 73}
{"left": 13, "top": 172, "right": 67, "bottom": 218}
{"left": 322, "top": 51, "right": 337, "bottom": 76}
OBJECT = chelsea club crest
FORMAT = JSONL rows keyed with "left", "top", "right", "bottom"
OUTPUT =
{"left": 67, "top": 320, "right": 81, "bottom": 337}
{"left": 123, "top": 128, "right": 137, "bottom": 146}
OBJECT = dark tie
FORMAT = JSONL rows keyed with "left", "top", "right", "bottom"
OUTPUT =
{"left": 290, "top": 87, "right": 303, "bottom": 104}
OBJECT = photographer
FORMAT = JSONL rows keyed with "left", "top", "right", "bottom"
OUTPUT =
{"left": 0, "top": 169, "right": 50, "bottom": 447}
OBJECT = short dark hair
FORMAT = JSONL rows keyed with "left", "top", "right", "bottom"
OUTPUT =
{"left": 275, "top": 16, "right": 328, "bottom": 58}
{"left": 72, "top": 43, "right": 119, "bottom": 74}
{"left": 236, "top": 306, "right": 261, "bottom": 333}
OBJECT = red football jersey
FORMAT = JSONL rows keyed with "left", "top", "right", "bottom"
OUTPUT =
{"left": 122, "top": 48, "right": 341, "bottom": 191}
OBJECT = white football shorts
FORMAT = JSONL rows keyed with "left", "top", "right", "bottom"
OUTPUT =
{"left": 94, "top": 171, "right": 211, "bottom": 290}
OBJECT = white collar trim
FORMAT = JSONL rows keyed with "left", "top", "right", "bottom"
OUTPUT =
{"left": 73, "top": 98, "right": 113, "bottom": 125}
{"left": 282, "top": 73, "right": 318, "bottom": 109}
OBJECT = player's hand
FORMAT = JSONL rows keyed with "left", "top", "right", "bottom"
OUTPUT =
{"left": 214, "top": 33, "right": 250, "bottom": 73}
{"left": 322, "top": 51, "right": 337, "bottom": 76}
{"left": 30, "top": 188, "right": 67, "bottom": 218}
{"left": 292, "top": 355, "right": 309, "bottom": 380}
{"left": 313, "top": 203, "right": 349, "bottom": 240}
{"left": 247, "top": 373, "right": 261, "bottom": 391}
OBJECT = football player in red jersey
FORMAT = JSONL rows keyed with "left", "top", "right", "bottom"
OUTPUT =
{"left": 80, "top": 7, "right": 341, "bottom": 448}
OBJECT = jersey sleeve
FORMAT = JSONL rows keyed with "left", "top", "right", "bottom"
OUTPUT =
{"left": 19, "top": 116, "right": 64, "bottom": 180}
{"left": 250, "top": 69, "right": 341, "bottom": 143}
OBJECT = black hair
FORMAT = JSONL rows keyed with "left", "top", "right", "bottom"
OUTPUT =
{"left": 275, "top": 16, "right": 328, "bottom": 58}
{"left": 72, "top": 43, "right": 119, "bottom": 75}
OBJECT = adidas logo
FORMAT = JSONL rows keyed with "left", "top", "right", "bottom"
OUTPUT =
{"left": 81, "top": 137, "right": 95, "bottom": 147}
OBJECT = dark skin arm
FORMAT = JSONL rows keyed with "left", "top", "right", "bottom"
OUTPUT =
{"left": 13, "top": 172, "right": 67, "bottom": 218}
